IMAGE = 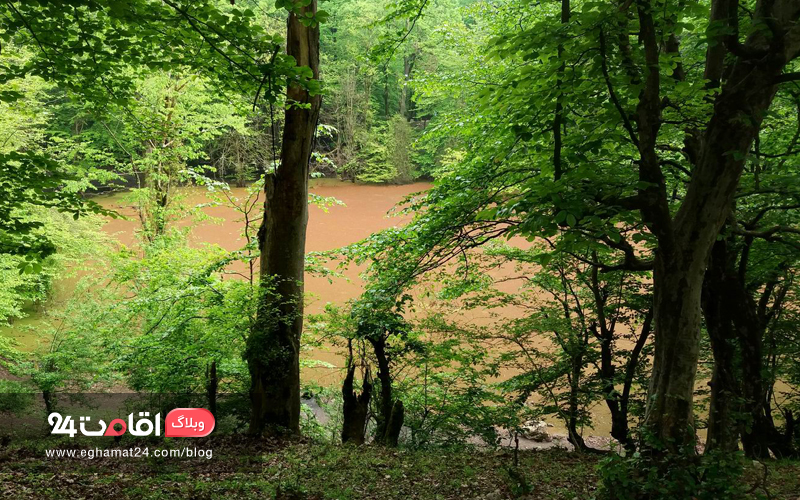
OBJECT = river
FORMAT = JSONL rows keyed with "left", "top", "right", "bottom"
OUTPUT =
{"left": 2, "top": 179, "right": 430, "bottom": 372}
{"left": 1, "top": 179, "right": 623, "bottom": 440}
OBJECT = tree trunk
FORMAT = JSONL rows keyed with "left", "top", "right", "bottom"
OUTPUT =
{"left": 246, "top": 2, "right": 321, "bottom": 436}
{"left": 598, "top": 325, "right": 639, "bottom": 451}
{"left": 206, "top": 360, "right": 218, "bottom": 420}
{"left": 735, "top": 303, "right": 793, "bottom": 458}
{"left": 701, "top": 240, "right": 741, "bottom": 453}
{"left": 642, "top": 253, "right": 708, "bottom": 453}
{"left": 400, "top": 52, "right": 416, "bottom": 120}
{"left": 701, "top": 236, "right": 796, "bottom": 458}
{"left": 383, "top": 69, "right": 391, "bottom": 119}
{"left": 566, "top": 340, "right": 587, "bottom": 451}
{"left": 785, "top": 410, "right": 796, "bottom": 445}
{"left": 370, "top": 335, "right": 393, "bottom": 443}
{"left": 640, "top": 5, "right": 798, "bottom": 452}
{"left": 612, "top": 310, "right": 652, "bottom": 451}
{"left": 341, "top": 363, "right": 372, "bottom": 445}
{"left": 385, "top": 400, "right": 404, "bottom": 447}
{"left": 369, "top": 335, "right": 403, "bottom": 446}
{"left": 590, "top": 263, "right": 647, "bottom": 451}
{"left": 42, "top": 390, "right": 54, "bottom": 416}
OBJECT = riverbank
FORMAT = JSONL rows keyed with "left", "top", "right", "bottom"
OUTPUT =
{"left": 1, "top": 437, "right": 799, "bottom": 499}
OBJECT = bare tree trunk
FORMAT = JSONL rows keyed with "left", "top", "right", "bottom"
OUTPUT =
{"left": 246, "top": 2, "right": 321, "bottom": 435}
{"left": 341, "top": 363, "right": 372, "bottom": 445}
{"left": 369, "top": 335, "right": 403, "bottom": 446}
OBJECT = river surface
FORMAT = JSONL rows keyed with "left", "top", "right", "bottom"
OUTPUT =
{"left": 1, "top": 179, "right": 622, "bottom": 438}
{"left": 4, "top": 180, "right": 445, "bottom": 378}
{"left": 3, "top": 178, "right": 429, "bottom": 349}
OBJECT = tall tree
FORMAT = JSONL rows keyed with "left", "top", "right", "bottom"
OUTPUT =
{"left": 638, "top": 0, "right": 800, "bottom": 455}
{"left": 245, "top": 0, "right": 322, "bottom": 435}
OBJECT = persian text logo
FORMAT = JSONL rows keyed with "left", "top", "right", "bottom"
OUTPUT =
{"left": 48, "top": 408, "right": 215, "bottom": 438}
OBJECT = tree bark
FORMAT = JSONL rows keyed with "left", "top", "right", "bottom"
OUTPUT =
{"left": 589, "top": 261, "right": 648, "bottom": 451}
{"left": 246, "top": 2, "right": 321, "bottom": 435}
{"left": 700, "top": 233, "right": 797, "bottom": 457}
{"left": 701, "top": 240, "right": 741, "bottom": 453}
{"left": 733, "top": 283, "right": 795, "bottom": 458}
{"left": 341, "top": 363, "right": 372, "bottom": 445}
{"left": 370, "top": 335, "right": 392, "bottom": 443}
{"left": 639, "top": 0, "right": 800, "bottom": 454}
{"left": 597, "top": 310, "right": 651, "bottom": 451}
{"left": 565, "top": 335, "right": 587, "bottom": 451}
{"left": 369, "top": 335, "right": 403, "bottom": 446}
{"left": 385, "top": 399, "right": 404, "bottom": 447}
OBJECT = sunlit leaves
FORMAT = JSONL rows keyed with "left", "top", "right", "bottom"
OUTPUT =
{"left": 0, "top": 152, "right": 114, "bottom": 261}
{"left": 0, "top": 1, "right": 309, "bottom": 111}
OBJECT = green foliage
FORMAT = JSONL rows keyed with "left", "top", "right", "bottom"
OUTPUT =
{"left": 0, "top": 0, "right": 316, "bottom": 261}
{"left": 2, "top": 214, "right": 116, "bottom": 406}
{"left": 120, "top": 72, "right": 248, "bottom": 240}
{"left": 0, "top": 1, "right": 308, "bottom": 107}
{"left": 396, "top": 322, "right": 502, "bottom": 447}
{"left": 110, "top": 234, "right": 255, "bottom": 398}
{"left": 598, "top": 449, "right": 750, "bottom": 500}
{"left": 300, "top": 383, "right": 345, "bottom": 443}
{"left": 350, "top": 124, "right": 393, "bottom": 183}
{"left": 0, "top": 335, "right": 22, "bottom": 372}
{"left": 0, "top": 208, "right": 109, "bottom": 327}
{"left": 0, "top": 152, "right": 113, "bottom": 262}
{"left": 16, "top": 285, "right": 119, "bottom": 403}
{"left": 0, "top": 44, "right": 119, "bottom": 266}
{"left": 0, "top": 5, "right": 798, "bottom": 499}
{"left": 346, "top": 116, "right": 418, "bottom": 184}
{"left": 316, "top": 0, "right": 466, "bottom": 183}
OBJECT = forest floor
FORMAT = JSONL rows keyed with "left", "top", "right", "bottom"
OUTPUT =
{"left": 1, "top": 436, "right": 799, "bottom": 499}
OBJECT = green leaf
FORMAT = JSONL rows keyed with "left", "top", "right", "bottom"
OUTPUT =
{"left": 566, "top": 214, "right": 577, "bottom": 227}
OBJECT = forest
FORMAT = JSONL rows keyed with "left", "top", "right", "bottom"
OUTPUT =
{"left": 1, "top": 1, "right": 800, "bottom": 499}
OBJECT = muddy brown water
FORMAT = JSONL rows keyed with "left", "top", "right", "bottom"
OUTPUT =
{"left": 1, "top": 179, "right": 629, "bottom": 439}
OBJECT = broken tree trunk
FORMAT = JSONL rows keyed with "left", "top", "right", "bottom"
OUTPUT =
{"left": 341, "top": 364, "right": 372, "bottom": 445}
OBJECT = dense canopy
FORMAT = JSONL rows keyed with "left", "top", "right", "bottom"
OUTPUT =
{"left": 1, "top": 1, "right": 800, "bottom": 499}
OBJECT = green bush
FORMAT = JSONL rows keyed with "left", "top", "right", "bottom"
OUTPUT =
{"left": 597, "top": 448, "right": 749, "bottom": 500}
